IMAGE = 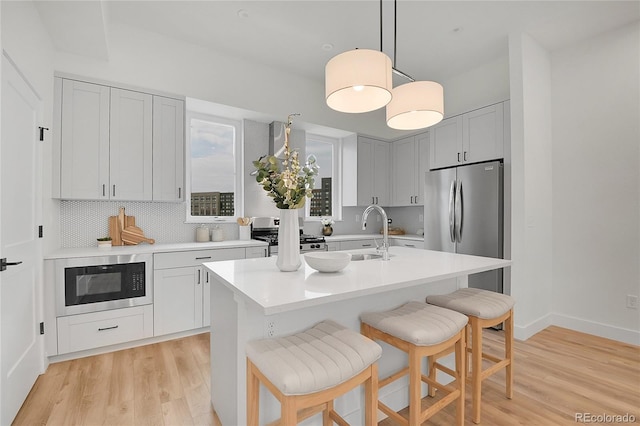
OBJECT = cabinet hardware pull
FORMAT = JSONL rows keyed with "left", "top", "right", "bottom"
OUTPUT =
{"left": 178, "top": 187, "right": 181, "bottom": 199}
{"left": 372, "top": 196, "right": 375, "bottom": 204}
{"left": 195, "top": 256, "right": 212, "bottom": 260}
{"left": 406, "top": 244, "right": 416, "bottom": 248}
{"left": 206, "top": 271, "right": 209, "bottom": 283}
{"left": 464, "top": 151, "right": 468, "bottom": 161}
{"left": 197, "top": 271, "right": 201, "bottom": 285}
{"left": 457, "top": 152, "right": 461, "bottom": 162}
{"left": 102, "top": 184, "right": 105, "bottom": 197}
{"left": 98, "top": 325, "right": 118, "bottom": 331}
{"left": 362, "top": 244, "right": 373, "bottom": 247}
{"left": 414, "top": 195, "right": 418, "bottom": 203}
{"left": 112, "top": 185, "right": 116, "bottom": 197}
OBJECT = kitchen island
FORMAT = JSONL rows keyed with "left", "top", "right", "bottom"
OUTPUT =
{"left": 204, "top": 246, "right": 511, "bottom": 425}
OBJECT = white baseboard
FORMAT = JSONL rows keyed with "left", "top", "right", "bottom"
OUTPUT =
{"left": 551, "top": 313, "right": 640, "bottom": 346}
{"left": 515, "top": 312, "right": 640, "bottom": 346}
{"left": 514, "top": 313, "right": 553, "bottom": 341}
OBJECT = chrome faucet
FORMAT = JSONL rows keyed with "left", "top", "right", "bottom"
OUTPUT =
{"left": 361, "top": 205, "right": 390, "bottom": 260}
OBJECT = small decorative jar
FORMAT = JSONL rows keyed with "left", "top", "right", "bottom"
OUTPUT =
{"left": 322, "top": 225, "right": 333, "bottom": 236}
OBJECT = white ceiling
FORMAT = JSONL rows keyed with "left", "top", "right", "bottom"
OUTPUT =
{"left": 36, "top": 0, "right": 640, "bottom": 85}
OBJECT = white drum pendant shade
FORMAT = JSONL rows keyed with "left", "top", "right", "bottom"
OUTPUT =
{"left": 386, "top": 81, "right": 444, "bottom": 130}
{"left": 325, "top": 49, "right": 393, "bottom": 113}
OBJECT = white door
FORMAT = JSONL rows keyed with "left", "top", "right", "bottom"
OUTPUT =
{"left": 0, "top": 53, "right": 43, "bottom": 425}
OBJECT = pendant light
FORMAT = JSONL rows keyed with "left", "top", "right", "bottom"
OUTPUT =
{"left": 387, "top": 80, "right": 444, "bottom": 130}
{"left": 386, "top": 1, "right": 444, "bottom": 130}
{"left": 325, "top": 2, "right": 392, "bottom": 113}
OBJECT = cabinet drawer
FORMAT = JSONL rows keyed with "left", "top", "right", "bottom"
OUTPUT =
{"left": 245, "top": 246, "right": 268, "bottom": 258}
{"left": 57, "top": 305, "right": 153, "bottom": 354}
{"left": 154, "top": 247, "right": 245, "bottom": 269}
{"left": 396, "top": 241, "right": 421, "bottom": 248}
{"left": 339, "top": 239, "right": 377, "bottom": 250}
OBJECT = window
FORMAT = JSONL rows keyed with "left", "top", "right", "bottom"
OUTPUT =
{"left": 186, "top": 111, "right": 243, "bottom": 222}
{"left": 305, "top": 134, "right": 342, "bottom": 220}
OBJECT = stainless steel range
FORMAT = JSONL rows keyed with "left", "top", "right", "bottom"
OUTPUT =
{"left": 251, "top": 217, "right": 327, "bottom": 256}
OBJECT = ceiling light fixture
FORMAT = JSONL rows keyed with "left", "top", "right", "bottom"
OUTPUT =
{"left": 325, "top": 1, "right": 392, "bottom": 113}
{"left": 386, "top": 0, "right": 444, "bottom": 130}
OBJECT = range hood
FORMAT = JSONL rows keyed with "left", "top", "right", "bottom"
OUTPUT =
{"left": 268, "top": 121, "right": 286, "bottom": 156}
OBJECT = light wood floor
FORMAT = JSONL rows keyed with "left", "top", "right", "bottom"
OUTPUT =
{"left": 13, "top": 326, "right": 640, "bottom": 425}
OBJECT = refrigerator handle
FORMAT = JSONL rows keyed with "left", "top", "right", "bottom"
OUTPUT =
{"left": 449, "top": 180, "right": 456, "bottom": 243}
{"left": 455, "top": 179, "right": 463, "bottom": 243}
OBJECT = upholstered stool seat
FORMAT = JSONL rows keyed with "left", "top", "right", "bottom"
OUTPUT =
{"left": 427, "top": 288, "right": 515, "bottom": 424}
{"left": 361, "top": 301, "right": 468, "bottom": 426}
{"left": 246, "top": 320, "right": 382, "bottom": 425}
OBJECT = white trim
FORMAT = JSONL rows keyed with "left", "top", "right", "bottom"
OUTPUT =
{"left": 53, "top": 71, "right": 184, "bottom": 101}
{"left": 551, "top": 313, "right": 640, "bottom": 346}
{"left": 514, "top": 312, "right": 552, "bottom": 341}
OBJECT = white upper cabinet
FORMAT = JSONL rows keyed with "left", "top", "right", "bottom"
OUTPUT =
{"left": 55, "top": 76, "right": 185, "bottom": 201}
{"left": 357, "top": 136, "right": 390, "bottom": 206}
{"left": 392, "top": 132, "right": 429, "bottom": 206}
{"left": 153, "top": 96, "right": 185, "bottom": 201}
{"left": 430, "top": 102, "right": 504, "bottom": 170}
{"left": 464, "top": 102, "right": 504, "bottom": 164}
{"left": 60, "top": 79, "right": 110, "bottom": 199}
{"left": 109, "top": 88, "right": 153, "bottom": 200}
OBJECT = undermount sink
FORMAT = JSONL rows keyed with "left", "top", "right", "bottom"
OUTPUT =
{"left": 350, "top": 253, "right": 383, "bottom": 261}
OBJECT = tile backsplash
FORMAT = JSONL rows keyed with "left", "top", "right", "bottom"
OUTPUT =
{"left": 60, "top": 200, "right": 238, "bottom": 248}
{"left": 60, "top": 202, "right": 424, "bottom": 248}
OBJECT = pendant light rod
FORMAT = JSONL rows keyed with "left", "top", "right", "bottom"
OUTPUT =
{"left": 392, "top": 67, "right": 415, "bottom": 82}
{"left": 389, "top": 0, "right": 415, "bottom": 82}
{"left": 380, "top": 0, "right": 383, "bottom": 52}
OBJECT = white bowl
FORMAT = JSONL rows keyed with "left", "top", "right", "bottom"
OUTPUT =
{"left": 304, "top": 251, "right": 351, "bottom": 273}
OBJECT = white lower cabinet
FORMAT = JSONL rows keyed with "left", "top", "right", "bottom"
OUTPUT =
{"left": 389, "top": 238, "right": 422, "bottom": 248}
{"left": 153, "top": 247, "right": 246, "bottom": 336}
{"left": 245, "top": 246, "right": 268, "bottom": 258}
{"left": 326, "top": 242, "right": 339, "bottom": 251}
{"left": 154, "top": 266, "right": 204, "bottom": 335}
{"left": 338, "top": 239, "right": 377, "bottom": 250}
{"left": 57, "top": 305, "right": 153, "bottom": 355}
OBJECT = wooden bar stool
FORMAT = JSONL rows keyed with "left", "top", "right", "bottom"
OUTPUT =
{"left": 360, "top": 301, "right": 468, "bottom": 426}
{"left": 245, "top": 320, "right": 382, "bottom": 426}
{"left": 426, "top": 288, "right": 515, "bottom": 424}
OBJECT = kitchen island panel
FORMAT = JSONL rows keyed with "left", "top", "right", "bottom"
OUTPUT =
{"left": 210, "top": 274, "right": 460, "bottom": 426}
{"left": 206, "top": 247, "right": 511, "bottom": 425}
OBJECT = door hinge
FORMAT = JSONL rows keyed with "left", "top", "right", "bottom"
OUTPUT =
{"left": 38, "top": 225, "right": 43, "bottom": 238}
{"left": 39, "top": 322, "right": 45, "bottom": 335}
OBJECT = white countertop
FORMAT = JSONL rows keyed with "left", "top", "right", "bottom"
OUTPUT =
{"left": 44, "top": 239, "right": 268, "bottom": 259}
{"left": 203, "top": 246, "right": 511, "bottom": 315}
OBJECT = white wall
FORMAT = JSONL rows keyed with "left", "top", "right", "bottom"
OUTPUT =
{"left": 550, "top": 22, "right": 640, "bottom": 344}
{"left": 508, "top": 33, "right": 554, "bottom": 340}
{"left": 441, "top": 55, "right": 510, "bottom": 119}
{"left": 509, "top": 22, "right": 640, "bottom": 345}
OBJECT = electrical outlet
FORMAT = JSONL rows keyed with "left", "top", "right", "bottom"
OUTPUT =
{"left": 627, "top": 295, "right": 638, "bottom": 309}
{"left": 355, "top": 214, "right": 361, "bottom": 222}
{"left": 266, "top": 320, "right": 276, "bottom": 337}
{"left": 419, "top": 214, "right": 424, "bottom": 222}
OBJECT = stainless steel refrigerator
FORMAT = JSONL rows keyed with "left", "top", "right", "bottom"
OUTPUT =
{"left": 424, "top": 160, "right": 504, "bottom": 293}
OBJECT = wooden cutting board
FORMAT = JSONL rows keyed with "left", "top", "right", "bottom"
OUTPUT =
{"left": 121, "top": 225, "right": 155, "bottom": 245}
{"left": 108, "top": 207, "right": 138, "bottom": 246}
